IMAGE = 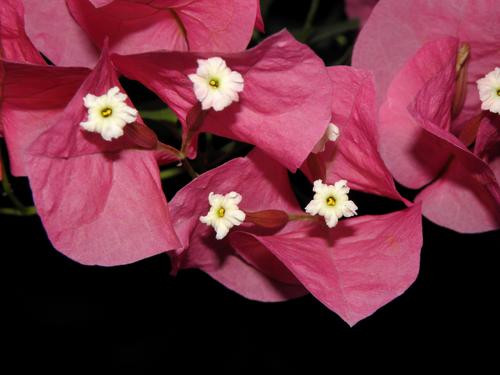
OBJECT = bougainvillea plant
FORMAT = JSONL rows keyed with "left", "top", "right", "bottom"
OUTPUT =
{"left": 0, "top": 0, "right": 497, "bottom": 326}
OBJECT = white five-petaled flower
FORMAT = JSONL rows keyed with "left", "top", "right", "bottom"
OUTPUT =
{"left": 200, "top": 192, "right": 246, "bottom": 240}
{"left": 188, "top": 57, "right": 244, "bottom": 111}
{"left": 312, "top": 123, "right": 340, "bottom": 153}
{"left": 476, "top": 67, "right": 500, "bottom": 114}
{"left": 80, "top": 86, "right": 138, "bottom": 141}
{"left": 305, "top": 179, "right": 357, "bottom": 228}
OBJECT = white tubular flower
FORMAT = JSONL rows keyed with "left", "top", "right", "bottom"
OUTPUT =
{"left": 80, "top": 86, "right": 138, "bottom": 141}
{"left": 312, "top": 123, "right": 340, "bottom": 153}
{"left": 477, "top": 67, "right": 500, "bottom": 114}
{"left": 188, "top": 57, "right": 244, "bottom": 111}
{"left": 305, "top": 179, "right": 358, "bottom": 228}
{"left": 200, "top": 192, "right": 246, "bottom": 240}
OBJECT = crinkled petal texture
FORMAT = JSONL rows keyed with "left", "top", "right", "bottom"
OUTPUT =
{"left": 377, "top": 38, "right": 458, "bottom": 189}
{"left": 345, "top": 0, "right": 378, "bottom": 26}
{"left": 408, "top": 65, "right": 500, "bottom": 232}
{"left": 352, "top": 0, "right": 500, "bottom": 182}
{"left": 113, "top": 31, "right": 332, "bottom": 171}
{"left": 0, "top": 0, "right": 44, "bottom": 64}
{"left": 169, "top": 150, "right": 307, "bottom": 302}
{"left": 1, "top": 63, "right": 88, "bottom": 176}
{"left": 170, "top": 149, "right": 423, "bottom": 325}
{"left": 1, "top": 50, "right": 181, "bottom": 265}
{"left": 352, "top": 0, "right": 500, "bottom": 233}
{"left": 353, "top": 0, "right": 500, "bottom": 121}
{"left": 231, "top": 204, "right": 422, "bottom": 327}
{"left": 24, "top": 0, "right": 257, "bottom": 68}
{"left": 26, "top": 150, "right": 180, "bottom": 265}
{"left": 302, "top": 66, "right": 403, "bottom": 202}
{"left": 1, "top": 0, "right": 46, "bottom": 179}
{"left": 29, "top": 47, "right": 152, "bottom": 159}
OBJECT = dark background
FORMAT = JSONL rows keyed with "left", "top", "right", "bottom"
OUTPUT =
{"left": 3, "top": 0, "right": 499, "bottom": 372}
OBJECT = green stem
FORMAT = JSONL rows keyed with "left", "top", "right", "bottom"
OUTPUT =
{"left": 160, "top": 167, "right": 183, "bottom": 180}
{"left": 1, "top": 157, "right": 31, "bottom": 213}
{"left": 0, "top": 206, "right": 37, "bottom": 216}
{"left": 139, "top": 108, "right": 178, "bottom": 123}
{"left": 299, "top": 0, "right": 321, "bottom": 42}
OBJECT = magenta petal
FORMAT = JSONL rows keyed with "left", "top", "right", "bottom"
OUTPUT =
{"left": 68, "top": 0, "right": 256, "bottom": 57}
{"left": 169, "top": 150, "right": 307, "bottom": 301}
{"left": 410, "top": 107, "right": 500, "bottom": 232}
{"left": 168, "top": 0, "right": 257, "bottom": 53}
{"left": 353, "top": 0, "right": 500, "bottom": 135}
{"left": 345, "top": 0, "right": 378, "bottom": 27}
{"left": 377, "top": 38, "right": 458, "bottom": 189}
{"left": 0, "top": 0, "right": 45, "bottom": 64}
{"left": 26, "top": 150, "right": 180, "bottom": 265}
{"left": 310, "top": 66, "right": 402, "bottom": 201}
{"left": 416, "top": 160, "right": 500, "bottom": 233}
{"left": 254, "top": 0, "right": 265, "bottom": 32}
{"left": 66, "top": 0, "right": 188, "bottom": 56}
{"left": 113, "top": 31, "right": 332, "bottom": 171}
{"left": 29, "top": 48, "right": 144, "bottom": 158}
{"left": 474, "top": 115, "right": 500, "bottom": 185}
{"left": 1, "top": 62, "right": 89, "bottom": 175}
{"left": 231, "top": 204, "right": 423, "bottom": 326}
{"left": 24, "top": 0, "right": 99, "bottom": 67}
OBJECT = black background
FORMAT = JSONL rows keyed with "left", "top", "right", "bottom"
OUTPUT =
{"left": 3, "top": 0, "right": 500, "bottom": 372}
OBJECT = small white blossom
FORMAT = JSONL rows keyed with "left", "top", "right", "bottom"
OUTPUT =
{"left": 80, "top": 86, "right": 138, "bottom": 141}
{"left": 188, "top": 57, "right": 244, "bottom": 111}
{"left": 312, "top": 123, "right": 340, "bottom": 153}
{"left": 305, "top": 179, "right": 357, "bottom": 228}
{"left": 476, "top": 67, "right": 500, "bottom": 114}
{"left": 200, "top": 192, "right": 246, "bottom": 240}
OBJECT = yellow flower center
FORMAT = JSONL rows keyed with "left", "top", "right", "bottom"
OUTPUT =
{"left": 496, "top": 88, "right": 500, "bottom": 96}
{"left": 101, "top": 107, "right": 113, "bottom": 118}
{"left": 209, "top": 78, "right": 219, "bottom": 88}
{"left": 326, "top": 196, "right": 336, "bottom": 206}
{"left": 217, "top": 207, "right": 225, "bottom": 217}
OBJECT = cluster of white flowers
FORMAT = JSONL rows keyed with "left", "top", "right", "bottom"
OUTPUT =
{"left": 200, "top": 179, "right": 357, "bottom": 239}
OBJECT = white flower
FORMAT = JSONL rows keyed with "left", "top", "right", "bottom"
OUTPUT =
{"left": 312, "top": 123, "right": 340, "bottom": 153}
{"left": 200, "top": 192, "right": 246, "bottom": 240}
{"left": 305, "top": 179, "right": 357, "bottom": 228}
{"left": 80, "top": 86, "right": 138, "bottom": 141}
{"left": 476, "top": 67, "right": 500, "bottom": 114}
{"left": 188, "top": 57, "right": 244, "bottom": 111}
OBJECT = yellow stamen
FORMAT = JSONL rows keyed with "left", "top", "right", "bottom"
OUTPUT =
{"left": 326, "top": 196, "right": 336, "bottom": 206}
{"left": 496, "top": 88, "right": 500, "bottom": 97}
{"left": 217, "top": 207, "right": 225, "bottom": 217}
{"left": 101, "top": 107, "right": 113, "bottom": 118}
{"left": 209, "top": 79, "right": 219, "bottom": 88}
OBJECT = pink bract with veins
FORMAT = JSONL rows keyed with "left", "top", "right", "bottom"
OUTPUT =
{"left": 352, "top": 0, "right": 500, "bottom": 233}
{"left": 23, "top": 0, "right": 259, "bottom": 68}
{"left": 1, "top": 47, "right": 181, "bottom": 265}
{"left": 169, "top": 65, "right": 423, "bottom": 326}
{"left": 0, "top": 0, "right": 45, "bottom": 179}
{"left": 112, "top": 31, "right": 333, "bottom": 172}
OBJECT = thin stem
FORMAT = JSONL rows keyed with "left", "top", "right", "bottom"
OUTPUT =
{"left": 1, "top": 156, "right": 30, "bottom": 212}
{"left": 299, "top": 0, "right": 321, "bottom": 42}
{"left": 180, "top": 158, "right": 199, "bottom": 179}
{"left": 160, "top": 167, "right": 183, "bottom": 180}
{"left": 288, "top": 213, "right": 317, "bottom": 221}
{"left": 139, "top": 108, "right": 178, "bottom": 123}
{"left": 0, "top": 206, "right": 37, "bottom": 216}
